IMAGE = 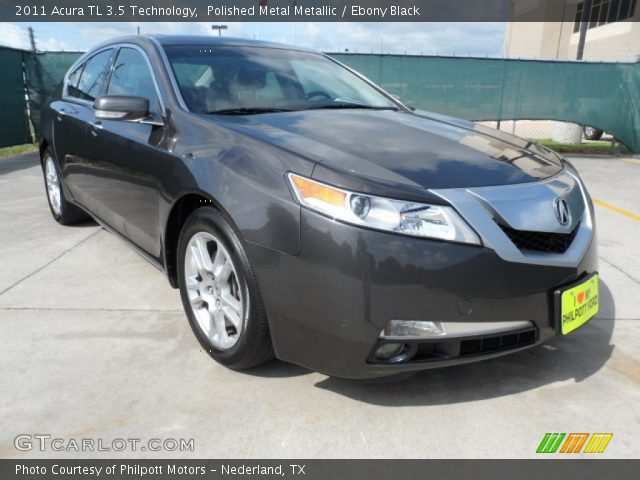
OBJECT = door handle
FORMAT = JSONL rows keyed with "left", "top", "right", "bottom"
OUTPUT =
{"left": 56, "top": 107, "right": 66, "bottom": 122}
{"left": 90, "top": 121, "right": 103, "bottom": 134}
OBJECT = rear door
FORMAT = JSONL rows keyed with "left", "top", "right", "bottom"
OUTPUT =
{"left": 53, "top": 48, "right": 115, "bottom": 210}
{"left": 50, "top": 63, "right": 84, "bottom": 174}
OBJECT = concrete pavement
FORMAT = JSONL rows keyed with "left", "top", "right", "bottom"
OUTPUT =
{"left": 0, "top": 153, "right": 638, "bottom": 458}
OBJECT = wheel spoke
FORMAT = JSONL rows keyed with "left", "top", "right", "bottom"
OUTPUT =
{"left": 221, "top": 291, "right": 242, "bottom": 327}
{"left": 190, "top": 238, "right": 214, "bottom": 273}
{"left": 217, "top": 258, "right": 233, "bottom": 281}
{"left": 211, "top": 246, "right": 226, "bottom": 275}
{"left": 223, "top": 306, "right": 241, "bottom": 330}
{"left": 212, "top": 310, "right": 228, "bottom": 346}
{"left": 189, "top": 291, "right": 206, "bottom": 309}
{"left": 199, "top": 309, "right": 214, "bottom": 337}
{"left": 185, "top": 275, "right": 199, "bottom": 289}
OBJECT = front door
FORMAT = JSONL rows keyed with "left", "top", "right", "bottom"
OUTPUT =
{"left": 82, "top": 46, "right": 171, "bottom": 260}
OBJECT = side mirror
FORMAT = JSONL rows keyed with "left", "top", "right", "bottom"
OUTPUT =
{"left": 94, "top": 95, "right": 150, "bottom": 122}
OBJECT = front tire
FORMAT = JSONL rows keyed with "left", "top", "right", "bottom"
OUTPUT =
{"left": 177, "top": 207, "right": 273, "bottom": 370}
{"left": 42, "top": 148, "right": 88, "bottom": 225}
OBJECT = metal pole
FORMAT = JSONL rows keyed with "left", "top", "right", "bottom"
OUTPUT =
{"left": 27, "top": 27, "right": 43, "bottom": 144}
{"left": 576, "top": 0, "right": 593, "bottom": 60}
{"left": 28, "top": 28, "right": 43, "bottom": 107}
{"left": 211, "top": 25, "right": 228, "bottom": 36}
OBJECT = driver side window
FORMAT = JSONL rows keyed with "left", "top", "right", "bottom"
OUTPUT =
{"left": 73, "top": 49, "right": 113, "bottom": 101}
{"left": 107, "top": 47, "right": 161, "bottom": 114}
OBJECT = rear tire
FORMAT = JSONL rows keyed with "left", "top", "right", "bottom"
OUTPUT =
{"left": 177, "top": 207, "right": 274, "bottom": 370}
{"left": 583, "top": 126, "right": 603, "bottom": 141}
{"left": 42, "top": 148, "right": 88, "bottom": 225}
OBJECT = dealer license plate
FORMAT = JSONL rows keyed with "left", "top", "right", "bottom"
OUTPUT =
{"left": 558, "top": 273, "right": 599, "bottom": 335}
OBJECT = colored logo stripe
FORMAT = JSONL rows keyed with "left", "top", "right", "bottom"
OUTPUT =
{"left": 584, "top": 433, "right": 613, "bottom": 454}
{"left": 537, "top": 433, "right": 565, "bottom": 453}
{"left": 537, "top": 433, "right": 613, "bottom": 454}
{"left": 560, "top": 433, "right": 589, "bottom": 453}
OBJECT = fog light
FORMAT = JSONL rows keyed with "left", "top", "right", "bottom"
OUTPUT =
{"left": 374, "top": 343, "right": 405, "bottom": 361}
{"left": 383, "top": 320, "right": 444, "bottom": 338}
{"left": 381, "top": 320, "right": 533, "bottom": 339}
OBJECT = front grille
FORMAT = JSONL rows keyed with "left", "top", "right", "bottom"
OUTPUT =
{"left": 457, "top": 329, "right": 536, "bottom": 357}
{"left": 367, "top": 327, "right": 538, "bottom": 365}
{"left": 499, "top": 223, "right": 579, "bottom": 254}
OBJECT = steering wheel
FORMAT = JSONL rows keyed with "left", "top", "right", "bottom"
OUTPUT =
{"left": 305, "top": 90, "right": 332, "bottom": 101}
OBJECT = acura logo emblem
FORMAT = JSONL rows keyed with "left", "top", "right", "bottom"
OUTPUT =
{"left": 554, "top": 198, "right": 571, "bottom": 226}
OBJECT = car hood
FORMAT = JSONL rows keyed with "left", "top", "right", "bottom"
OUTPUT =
{"left": 215, "top": 109, "right": 564, "bottom": 191}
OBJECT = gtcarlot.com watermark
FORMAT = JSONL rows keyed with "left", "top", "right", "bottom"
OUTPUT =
{"left": 14, "top": 434, "right": 195, "bottom": 453}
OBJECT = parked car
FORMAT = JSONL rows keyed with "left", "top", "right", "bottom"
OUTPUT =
{"left": 40, "top": 36, "right": 599, "bottom": 378}
{"left": 583, "top": 125, "right": 604, "bottom": 141}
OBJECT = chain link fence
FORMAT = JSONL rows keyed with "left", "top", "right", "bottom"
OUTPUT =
{"left": 477, "top": 120, "right": 618, "bottom": 149}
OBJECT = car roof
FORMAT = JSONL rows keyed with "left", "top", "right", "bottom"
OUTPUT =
{"left": 150, "top": 34, "right": 316, "bottom": 52}
{"left": 88, "top": 34, "right": 318, "bottom": 54}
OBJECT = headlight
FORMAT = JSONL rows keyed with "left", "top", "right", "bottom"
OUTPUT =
{"left": 287, "top": 173, "right": 481, "bottom": 245}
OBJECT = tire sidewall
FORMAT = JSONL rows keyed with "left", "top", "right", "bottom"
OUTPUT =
{"left": 177, "top": 207, "right": 258, "bottom": 367}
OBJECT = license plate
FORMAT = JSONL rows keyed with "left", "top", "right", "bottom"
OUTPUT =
{"left": 558, "top": 274, "right": 599, "bottom": 335}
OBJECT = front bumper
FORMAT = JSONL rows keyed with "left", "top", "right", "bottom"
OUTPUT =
{"left": 247, "top": 208, "right": 598, "bottom": 379}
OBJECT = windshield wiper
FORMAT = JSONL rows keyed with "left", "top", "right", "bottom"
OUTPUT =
{"left": 207, "top": 107, "right": 292, "bottom": 115}
{"left": 303, "top": 103, "right": 398, "bottom": 111}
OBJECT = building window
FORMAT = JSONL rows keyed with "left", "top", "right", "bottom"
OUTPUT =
{"left": 573, "top": 0, "right": 637, "bottom": 33}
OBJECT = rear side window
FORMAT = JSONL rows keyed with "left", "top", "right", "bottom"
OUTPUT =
{"left": 66, "top": 65, "right": 82, "bottom": 97}
{"left": 107, "top": 47, "right": 160, "bottom": 113}
{"left": 73, "top": 49, "right": 113, "bottom": 102}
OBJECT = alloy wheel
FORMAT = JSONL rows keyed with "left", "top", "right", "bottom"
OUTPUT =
{"left": 184, "top": 231, "right": 244, "bottom": 350}
{"left": 44, "top": 155, "right": 62, "bottom": 216}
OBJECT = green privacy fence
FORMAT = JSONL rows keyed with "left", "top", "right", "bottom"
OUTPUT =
{"left": 0, "top": 46, "right": 81, "bottom": 148}
{"left": 1, "top": 48, "right": 640, "bottom": 152}
{"left": 0, "top": 47, "right": 31, "bottom": 148}
{"left": 332, "top": 53, "right": 640, "bottom": 152}
{"left": 24, "top": 51, "right": 83, "bottom": 136}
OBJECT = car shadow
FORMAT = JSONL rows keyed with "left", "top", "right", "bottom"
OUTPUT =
{"left": 0, "top": 152, "right": 39, "bottom": 175}
{"left": 242, "top": 359, "right": 312, "bottom": 378}
{"left": 71, "top": 219, "right": 99, "bottom": 228}
{"left": 311, "top": 280, "right": 615, "bottom": 405}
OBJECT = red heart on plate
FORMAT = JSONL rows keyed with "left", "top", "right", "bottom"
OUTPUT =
{"left": 577, "top": 291, "right": 585, "bottom": 304}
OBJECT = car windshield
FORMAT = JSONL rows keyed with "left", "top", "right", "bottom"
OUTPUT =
{"left": 163, "top": 45, "right": 398, "bottom": 114}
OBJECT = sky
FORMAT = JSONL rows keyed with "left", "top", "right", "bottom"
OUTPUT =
{"left": 0, "top": 22, "right": 506, "bottom": 56}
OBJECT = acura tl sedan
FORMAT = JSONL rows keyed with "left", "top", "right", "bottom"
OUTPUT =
{"left": 40, "top": 35, "right": 599, "bottom": 378}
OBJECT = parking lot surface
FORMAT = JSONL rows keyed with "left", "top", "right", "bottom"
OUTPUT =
{"left": 1, "top": 153, "right": 639, "bottom": 458}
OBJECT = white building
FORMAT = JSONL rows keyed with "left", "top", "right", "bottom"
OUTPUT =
{"left": 505, "top": 0, "right": 639, "bottom": 62}
{"left": 497, "top": 0, "right": 637, "bottom": 142}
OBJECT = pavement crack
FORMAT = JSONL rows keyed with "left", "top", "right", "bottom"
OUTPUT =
{"left": 0, "top": 229, "right": 101, "bottom": 297}
{"left": 600, "top": 256, "right": 640, "bottom": 285}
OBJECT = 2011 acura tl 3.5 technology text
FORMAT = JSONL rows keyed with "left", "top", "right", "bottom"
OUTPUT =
{"left": 40, "top": 35, "right": 599, "bottom": 378}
